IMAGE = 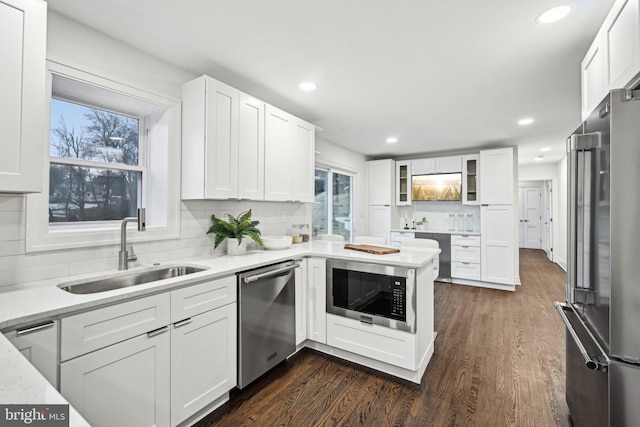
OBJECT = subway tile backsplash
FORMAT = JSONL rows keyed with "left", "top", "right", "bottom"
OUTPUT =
{"left": 0, "top": 195, "right": 311, "bottom": 288}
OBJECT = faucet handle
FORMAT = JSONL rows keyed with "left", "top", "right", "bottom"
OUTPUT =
{"left": 128, "top": 246, "right": 137, "bottom": 262}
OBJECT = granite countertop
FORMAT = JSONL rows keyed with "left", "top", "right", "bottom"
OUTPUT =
{"left": 0, "top": 240, "right": 438, "bottom": 421}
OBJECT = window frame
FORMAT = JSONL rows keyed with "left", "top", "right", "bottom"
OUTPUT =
{"left": 313, "top": 164, "right": 355, "bottom": 241}
{"left": 26, "top": 61, "right": 182, "bottom": 252}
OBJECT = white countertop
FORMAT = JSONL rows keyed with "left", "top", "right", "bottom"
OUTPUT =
{"left": 390, "top": 228, "right": 481, "bottom": 235}
{"left": 0, "top": 240, "right": 438, "bottom": 420}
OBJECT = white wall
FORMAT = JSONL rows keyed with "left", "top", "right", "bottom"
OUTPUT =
{"left": 518, "top": 161, "right": 566, "bottom": 268}
{"left": 315, "top": 137, "right": 368, "bottom": 236}
{"left": 0, "top": 12, "right": 311, "bottom": 288}
{"left": 556, "top": 158, "right": 568, "bottom": 270}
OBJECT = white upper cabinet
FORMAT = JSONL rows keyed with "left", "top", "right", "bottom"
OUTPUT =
{"left": 395, "top": 160, "right": 411, "bottom": 206}
{"left": 238, "top": 93, "right": 265, "bottom": 200}
{"left": 581, "top": 0, "right": 640, "bottom": 119}
{"left": 182, "top": 76, "right": 240, "bottom": 200}
{"left": 462, "top": 154, "right": 480, "bottom": 205}
{"left": 435, "top": 155, "right": 462, "bottom": 173}
{"left": 0, "top": 0, "right": 46, "bottom": 193}
{"left": 480, "top": 147, "right": 513, "bottom": 205}
{"left": 411, "top": 158, "right": 436, "bottom": 175}
{"left": 367, "top": 159, "right": 394, "bottom": 205}
{"left": 603, "top": 0, "right": 640, "bottom": 90}
{"left": 264, "top": 105, "right": 315, "bottom": 202}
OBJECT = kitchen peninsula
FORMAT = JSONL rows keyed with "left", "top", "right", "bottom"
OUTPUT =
{"left": 0, "top": 241, "right": 438, "bottom": 427}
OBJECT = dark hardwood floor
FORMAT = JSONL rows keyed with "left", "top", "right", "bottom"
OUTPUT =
{"left": 196, "top": 249, "right": 570, "bottom": 426}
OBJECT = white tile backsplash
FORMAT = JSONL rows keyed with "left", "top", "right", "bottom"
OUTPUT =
{"left": 0, "top": 195, "right": 311, "bottom": 288}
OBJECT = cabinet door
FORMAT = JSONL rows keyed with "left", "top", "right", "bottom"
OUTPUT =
{"left": 170, "top": 303, "right": 236, "bottom": 426}
{"left": 462, "top": 154, "right": 479, "bottom": 205}
{"left": 0, "top": 0, "right": 46, "bottom": 193}
{"left": 264, "top": 105, "right": 293, "bottom": 201}
{"left": 306, "top": 258, "right": 326, "bottom": 344}
{"left": 435, "top": 155, "right": 462, "bottom": 173}
{"left": 603, "top": 0, "right": 640, "bottom": 89}
{"left": 481, "top": 205, "right": 515, "bottom": 285}
{"left": 581, "top": 30, "right": 607, "bottom": 120}
{"left": 291, "top": 118, "right": 315, "bottom": 203}
{"left": 5, "top": 320, "right": 57, "bottom": 387}
{"left": 480, "top": 148, "right": 514, "bottom": 205}
{"left": 238, "top": 93, "right": 265, "bottom": 200}
{"left": 295, "top": 261, "right": 307, "bottom": 345}
{"left": 368, "top": 205, "right": 391, "bottom": 244}
{"left": 395, "top": 161, "right": 411, "bottom": 206}
{"left": 60, "top": 331, "right": 171, "bottom": 427}
{"left": 411, "top": 158, "right": 436, "bottom": 175}
{"left": 367, "top": 159, "right": 394, "bottom": 205}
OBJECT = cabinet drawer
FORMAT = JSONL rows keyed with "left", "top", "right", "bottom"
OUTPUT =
{"left": 451, "top": 261, "right": 481, "bottom": 281}
{"left": 326, "top": 314, "right": 416, "bottom": 370}
{"left": 451, "top": 234, "right": 480, "bottom": 247}
{"left": 61, "top": 293, "right": 171, "bottom": 361}
{"left": 451, "top": 245, "right": 481, "bottom": 263}
{"left": 171, "top": 275, "right": 236, "bottom": 322}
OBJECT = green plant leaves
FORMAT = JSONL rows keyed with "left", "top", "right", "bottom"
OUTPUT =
{"left": 206, "top": 209, "right": 264, "bottom": 249}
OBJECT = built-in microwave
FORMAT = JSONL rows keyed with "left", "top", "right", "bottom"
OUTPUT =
{"left": 326, "top": 259, "right": 416, "bottom": 333}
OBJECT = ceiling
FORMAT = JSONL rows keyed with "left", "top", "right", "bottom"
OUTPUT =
{"left": 46, "top": 0, "right": 615, "bottom": 165}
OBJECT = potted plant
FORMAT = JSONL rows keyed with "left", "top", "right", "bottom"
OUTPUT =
{"left": 415, "top": 216, "right": 428, "bottom": 230}
{"left": 206, "top": 210, "right": 264, "bottom": 255}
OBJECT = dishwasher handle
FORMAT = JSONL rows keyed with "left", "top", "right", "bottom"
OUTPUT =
{"left": 242, "top": 261, "right": 300, "bottom": 284}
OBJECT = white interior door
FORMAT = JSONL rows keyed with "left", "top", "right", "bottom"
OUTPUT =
{"left": 519, "top": 186, "right": 541, "bottom": 249}
{"left": 518, "top": 188, "right": 524, "bottom": 247}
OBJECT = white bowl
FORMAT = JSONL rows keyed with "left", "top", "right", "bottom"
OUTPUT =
{"left": 262, "top": 236, "right": 293, "bottom": 250}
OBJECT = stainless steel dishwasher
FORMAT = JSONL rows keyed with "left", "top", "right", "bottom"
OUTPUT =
{"left": 237, "top": 260, "right": 299, "bottom": 389}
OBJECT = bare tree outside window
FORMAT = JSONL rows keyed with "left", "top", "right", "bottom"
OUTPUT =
{"left": 49, "top": 99, "right": 143, "bottom": 223}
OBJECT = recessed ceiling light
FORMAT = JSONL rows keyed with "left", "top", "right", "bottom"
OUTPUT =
{"left": 536, "top": 5, "right": 571, "bottom": 24}
{"left": 518, "top": 118, "right": 534, "bottom": 125}
{"left": 534, "top": 156, "right": 544, "bottom": 161}
{"left": 299, "top": 82, "right": 316, "bottom": 91}
{"left": 386, "top": 137, "right": 398, "bottom": 143}
{"left": 540, "top": 147, "right": 551, "bottom": 152}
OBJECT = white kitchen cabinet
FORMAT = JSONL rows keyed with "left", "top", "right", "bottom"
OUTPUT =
{"left": 462, "top": 154, "right": 480, "bottom": 205}
{"left": 170, "top": 303, "right": 236, "bottom": 426}
{"left": 367, "top": 159, "right": 394, "bottom": 205}
{"left": 368, "top": 205, "right": 391, "bottom": 244}
{"left": 238, "top": 93, "right": 265, "bottom": 200}
{"left": 326, "top": 313, "right": 416, "bottom": 370}
{"left": 480, "top": 147, "right": 514, "bottom": 205}
{"left": 451, "top": 233, "right": 481, "bottom": 281}
{"left": 435, "top": 156, "right": 462, "bottom": 173}
{"left": 4, "top": 320, "right": 58, "bottom": 387}
{"left": 182, "top": 75, "right": 240, "bottom": 200}
{"left": 481, "top": 205, "right": 515, "bottom": 285}
{"left": 0, "top": 0, "right": 46, "bottom": 193}
{"left": 581, "top": 29, "right": 607, "bottom": 120}
{"left": 61, "top": 330, "right": 171, "bottom": 427}
{"left": 603, "top": 0, "right": 640, "bottom": 90}
{"left": 306, "top": 257, "right": 326, "bottom": 344}
{"left": 390, "top": 230, "right": 415, "bottom": 246}
{"left": 264, "top": 104, "right": 315, "bottom": 202}
{"left": 295, "top": 260, "right": 307, "bottom": 346}
{"left": 410, "top": 158, "right": 436, "bottom": 175}
{"left": 396, "top": 160, "right": 411, "bottom": 206}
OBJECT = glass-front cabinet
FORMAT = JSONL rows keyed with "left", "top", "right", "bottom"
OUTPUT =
{"left": 462, "top": 154, "right": 480, "bottom": 205}
{"left": 395, "top": 160, "right": 411, "bottom": 206}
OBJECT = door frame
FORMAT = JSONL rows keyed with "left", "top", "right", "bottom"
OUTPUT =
{"left": 518, "top": 181, "right": 543, "bottom": 249}
{"left": 313, "top": 163, "right": 356, "bottom": 241}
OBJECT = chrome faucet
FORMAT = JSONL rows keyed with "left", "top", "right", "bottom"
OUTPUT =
{"left": 119, "top": 208, "right": 146, "bottom": 270}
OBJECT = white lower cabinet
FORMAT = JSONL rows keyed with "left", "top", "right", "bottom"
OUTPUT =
{"left": 306, "top": 257, "right": 326, "bottom": 344}
{"left": 326, "top": 314, "right": 416, "bottom": 370}
{"left": 481, "top": 205, "right": 515, "bottom": 285}
{"left": 170, "top": 303, "right": 236, "bottom": 426}
{"left": 4, "top": 320, "right": 58, "bottom": 387}
{"left": 60, "top": 277, "right": 237, "bottom": 427}
{"left": 295, "top": 260, "right": 307, "bottom": 345}
{"left": 61, "top": 330, "right": 171, "bottom": 427}
{"left": 450, "top": 234, "right": 481, "bottom": 281}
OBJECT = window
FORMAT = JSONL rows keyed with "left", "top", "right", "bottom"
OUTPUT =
{"left": 312, "top": 167, "right": 353, "bottom": 241}
{"left": 26, "top": 62, "right": 181, "bottom": 251}
{"left": 49, "top": 98, "right": 144, "bottom": 223}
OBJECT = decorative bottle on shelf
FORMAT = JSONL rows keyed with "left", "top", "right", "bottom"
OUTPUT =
{"left": 466, "top": 214, "right": 474, "bottom": 231}
{"left": 457, "top": 213, "right": 464, "bottom": 231}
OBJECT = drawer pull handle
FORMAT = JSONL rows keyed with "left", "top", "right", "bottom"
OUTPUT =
{"left": 462, "top": 246, "right": 469, "bottom": 248}
{"left": 16, "top": 321, "right": 55, "bottom": 336}
{"left": 147, "top": 326, "right": 169, "bottom": 337}
{"left": 173, "top": 318, "right": 193, "bottom": 328}
{"left": 462, "top": 262, "right": 470, "bottom": 265}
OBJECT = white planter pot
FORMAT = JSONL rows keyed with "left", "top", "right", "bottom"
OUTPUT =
{"left": 227, "top": 238, "right": 247, "bottom": 256}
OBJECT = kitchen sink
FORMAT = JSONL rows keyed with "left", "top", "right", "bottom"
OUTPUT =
{"left": 58, "top": 265, "right": 209, "bottom": 294}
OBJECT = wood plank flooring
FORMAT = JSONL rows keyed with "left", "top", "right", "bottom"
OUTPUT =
{"left": 195, "top": 249, "right": 570, "bottom": 426}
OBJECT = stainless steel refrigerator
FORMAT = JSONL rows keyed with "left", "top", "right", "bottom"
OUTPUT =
{"left": 555, "top": 89, "right": 640, "bottom": 427}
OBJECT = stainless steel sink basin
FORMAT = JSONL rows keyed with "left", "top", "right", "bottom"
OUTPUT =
{"left": 58, "top": 265, "right": 208, "bottom": 294}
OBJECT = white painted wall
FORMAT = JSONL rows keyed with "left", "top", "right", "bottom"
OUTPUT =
{"left": 518, "top": 160, "right": 566, "bottom": 269}
{"left": 315, "top": 137, "right": 368, "bottom": 236}
{"left": 0, "top": 11, "right": 311, "bottom": 288}
{"left": 556, "top": 158, "right": 568, "bottom": 270}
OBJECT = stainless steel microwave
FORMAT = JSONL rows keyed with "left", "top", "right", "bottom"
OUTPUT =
{"left": 326, "top": 259, "right": 416, "bottom": 333}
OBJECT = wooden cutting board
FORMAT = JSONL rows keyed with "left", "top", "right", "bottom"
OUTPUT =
{"left": 344, "top": 243, "right": 400, "bottom": 255}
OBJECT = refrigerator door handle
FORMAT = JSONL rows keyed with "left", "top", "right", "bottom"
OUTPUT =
{"left": 554, "top": 302, "right": 608, "bottom": 371}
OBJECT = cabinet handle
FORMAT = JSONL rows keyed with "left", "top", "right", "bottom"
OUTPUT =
{"left": 462, "top": 262, "right": 470, "bottom": 265}
{"left": 147, "top": 326, "right": 169, "bottom": 337}
{"left": 16, "top": 321, "right": 55, "bottom": 336}
{"left": 462, "top": 246, "right": 469, "bottom": 248}
{"left": 173, "top": 318, "right": 193, "bottom": 328}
